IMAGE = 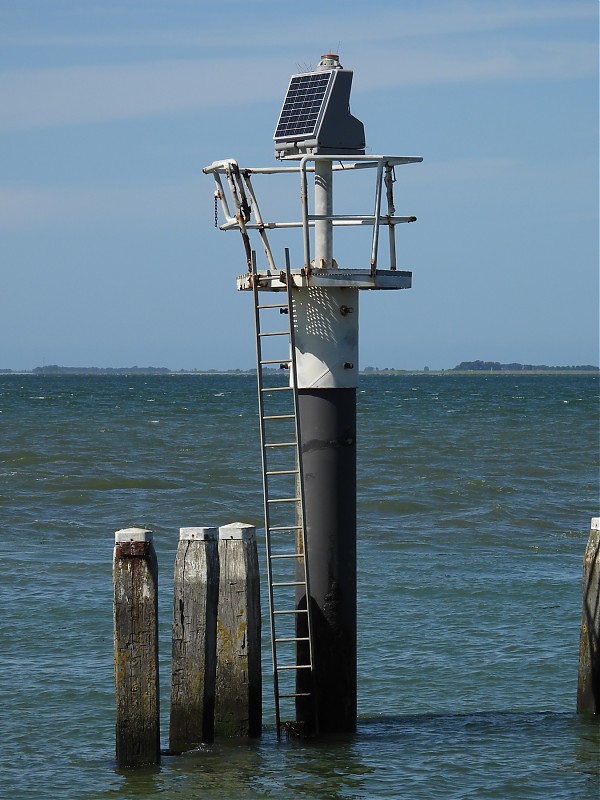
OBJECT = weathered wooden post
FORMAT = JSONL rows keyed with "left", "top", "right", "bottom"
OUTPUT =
{"left": 170, "top": 526, "right": 219, "bottom": 752}
{"left": 113, "top": 527, "right": 160, "bottom": 768}
{"left": 215, "top": 522, "right": 262, "bottom": 737}
{"left": 577, "top": 517, "right": 600, "bottom": 713}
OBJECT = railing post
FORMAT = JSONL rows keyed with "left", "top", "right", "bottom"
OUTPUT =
{"left": 113, "top": 528, "right": 160, "bottom": 768}
{"left": 370, "top": 158, "right": 384, "bottom": 275}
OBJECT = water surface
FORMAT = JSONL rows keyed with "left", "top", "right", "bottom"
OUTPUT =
{"left": 0, "top": 373, "right": 598, "bottom": 798}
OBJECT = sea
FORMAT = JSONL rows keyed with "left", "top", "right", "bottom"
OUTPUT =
{"left": 0, "top": 371, "right": 598, "bottom": 800}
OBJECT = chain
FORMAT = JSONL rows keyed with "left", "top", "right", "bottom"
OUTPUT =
{"left": 214, "top": 193, "right": 219, "bottom": 228}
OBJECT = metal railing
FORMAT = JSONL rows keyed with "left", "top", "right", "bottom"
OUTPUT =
{"left": 203, "top": 154, "right": 421, "bottom": 277}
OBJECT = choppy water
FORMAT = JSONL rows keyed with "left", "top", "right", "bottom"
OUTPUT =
{"left": 0, "top": 372, "right": 598, "bottom": 799}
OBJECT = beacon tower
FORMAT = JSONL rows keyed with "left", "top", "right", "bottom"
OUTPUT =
{"left": 205, "top": 53, "right": 422, "bottom": 736}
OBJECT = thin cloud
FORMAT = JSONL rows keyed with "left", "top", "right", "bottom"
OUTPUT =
{"left": 0, "top": 6, "right": 595, "bottom": 133}
{"left": 1, "top": 45, "right": 594, "bottom": 134}
{"left": 0, "top": 180, "right": 205, "bottom": 229}
{"left": 0, "top": 2, "right": 594, "bottom": 49}
{"left": 353, "top": 40, "right": 596, "bottom": 92}
{"left": 0, "top": 58, "right": 281, "bottom": 133}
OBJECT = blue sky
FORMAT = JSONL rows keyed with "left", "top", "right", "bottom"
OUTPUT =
{"left": 1, "top": 0, "right": 597, "bottom": 370}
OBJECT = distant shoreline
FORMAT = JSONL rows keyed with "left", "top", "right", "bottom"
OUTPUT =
{"left": 367, "top": 369, "right": 599, "bottom": 376}
{"left": 1, "top": 367, "right": 598, "bottom": 377}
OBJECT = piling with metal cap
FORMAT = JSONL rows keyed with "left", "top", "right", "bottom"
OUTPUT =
{"left": 577, "top": 517, "right": 600, "bottom": 713}
{"left": 113, "top": 527, "right": 160, "bottom": 768}
{"left": 170, "top": 527, "right": 219, "bottom": 752}
{"left": 215, "top": 522, "right": 262, "bottom": 736}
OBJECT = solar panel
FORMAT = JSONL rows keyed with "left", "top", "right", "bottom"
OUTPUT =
{"left": 274, "top": 71, "right": 333, "bottom": 141}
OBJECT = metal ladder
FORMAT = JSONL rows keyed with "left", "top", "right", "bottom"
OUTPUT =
{"left": 251, "top": 248, "right": 318, "bottom": 738}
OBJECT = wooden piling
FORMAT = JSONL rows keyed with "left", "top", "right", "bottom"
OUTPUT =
{"left": 214, "top": 523, "right": 262, "bottom": 737}
{"left": 577, "top": 517, "right": 600, "bottom": 714}
{"left": 113, "top": 528, "right": 160, "bottom": 768}
{"left": 170, "top": 527, "right": 219, "bottom": 752}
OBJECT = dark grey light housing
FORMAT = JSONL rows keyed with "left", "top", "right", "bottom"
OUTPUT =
{"left": 273, "top": 54, "right": 365, "bottom": 159}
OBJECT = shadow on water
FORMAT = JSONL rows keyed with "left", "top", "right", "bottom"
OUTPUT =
{"left": 110, "top": 763, "right": 162, "bottom": 798}
{"left": 96, "top": 712, "right": 599, "bottom": 800}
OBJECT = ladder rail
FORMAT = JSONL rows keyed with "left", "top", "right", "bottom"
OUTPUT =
{"left": 283, "top": 247, "right": 318, "bottom": 734}
{"left": 252, "top": 250, "right": 282, "bottom": 735}
{"left": 252, "top": 247, "right": 318, "bottom": 738}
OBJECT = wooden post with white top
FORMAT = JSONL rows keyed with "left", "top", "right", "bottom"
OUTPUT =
{"left": 113, "top": 527, "right": 160, "bottom": 768}
{"left": 577, "top": 517, "right": 600, "bottom": 714}
{"left": 170, "top": 526, "right": 219, "bottom": 752}
{"left": 214, "top": 522, "right": 262, "bottom": 737}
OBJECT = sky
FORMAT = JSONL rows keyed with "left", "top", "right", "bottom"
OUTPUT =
{"left": 0, "top": 0, "right": 597, "bottom": 371}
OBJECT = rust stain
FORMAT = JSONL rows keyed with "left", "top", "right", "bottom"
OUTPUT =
{"left": 116, "top": 541, "right": 150, "bottom": 558}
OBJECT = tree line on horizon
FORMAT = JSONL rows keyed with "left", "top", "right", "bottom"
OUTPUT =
{"left": 0, "top": 361, "right": 597, "bottom": 375}
{"left": 451, "top": 360, "right": 598, "bottom": 372}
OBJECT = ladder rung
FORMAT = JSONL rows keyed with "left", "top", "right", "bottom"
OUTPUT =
{"left": 266, "top": 469, "right": 299, "bottom": 475}
{"left": 258, "top": 331, "right": 289, "bottom": 337}
{"left": 267, "top": 497, "right": 300, "bottom": 504}
{"left": 277, "top": 664, "right": 312, "bottom": 671}
{"left": 274, "top": 608, "right": 308, "bottom": 615}
{"left": 270, "top": 552, "right": 303, "bottom": 559}
{"left": 261, "top": 386, "right": 293, "bottom": 392}
{"left": 272, "top": 581, "right": 305, "bottom": 587}
{"left": 257, "top": 303, "right": 288, "bottom": 309}
{"left": 265, "top": 442, "right": 296, "bottom": 448}
{"left": 263, "top": 414, "right": 295, "bottom": 420}
{"left": 275, "top": 636, "right": 310, "bottom": 643}
{"left": 279, "top": 692, "right": 312, "bottom": 698}
{"left": 268, "top": 526, "right": 302, "bottom": 531}
{"left": 260, "top": 359, "right": 292, "bottom": 365}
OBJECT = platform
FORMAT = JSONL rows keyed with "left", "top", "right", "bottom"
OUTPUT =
{"left": 236, "top": 268, "right": 412, "bottom": 291}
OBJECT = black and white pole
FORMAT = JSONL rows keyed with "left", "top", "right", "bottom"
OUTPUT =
{"left": 294, "top": 160, "right": 359, "bottom": 733}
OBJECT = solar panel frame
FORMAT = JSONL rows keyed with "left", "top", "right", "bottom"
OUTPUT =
{"left": 273, "top": 71, "right": 335, "bottom": 142}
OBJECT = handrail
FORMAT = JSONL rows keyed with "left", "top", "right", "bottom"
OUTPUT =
{"left": 203, "top": 155, "right": 422, "bottom": 175}
{"left": 203, "top": 154, "right": 422, "bottom": 274}
{"left": 218, "top": 215, "right": 416, "bottom": 232}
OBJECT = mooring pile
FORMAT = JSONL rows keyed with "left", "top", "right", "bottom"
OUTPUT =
{"left": 113, "top": 524, "right": 261, "bottom": 768}
{"left": 577, "top": 516, "right": 600, "bottom": 715}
